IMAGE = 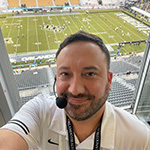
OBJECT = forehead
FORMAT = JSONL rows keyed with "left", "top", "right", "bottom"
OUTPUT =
{"left": 56, "top": 41, "right": 107, "bottom": 69}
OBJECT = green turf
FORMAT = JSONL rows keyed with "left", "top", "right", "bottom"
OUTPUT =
{"left": 0, "top": 9, "right": 148, "bottom": 55}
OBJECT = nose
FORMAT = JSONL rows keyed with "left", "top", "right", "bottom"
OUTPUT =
{"left": 68, "top": 76, "right": 85, "bottom": 95}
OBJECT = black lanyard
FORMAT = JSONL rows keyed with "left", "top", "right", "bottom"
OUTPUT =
{"left": 66, "top": 116, "right": 102, "bottom": 150}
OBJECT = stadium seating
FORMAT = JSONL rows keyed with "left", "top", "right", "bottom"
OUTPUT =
{"left": 110, "top": 60, "right": 139, "bottom": 75}
{"left": 15, "top": 68, "right": 50, "bottom": 90}
{"left": 38, "top": 0, "right": 53, "bottom": 7}
{"left": 70, "top": 0, "right": 79, "bottom": 5}
{"left": 20, "top": 0, "right": 37, "bottom": 7}
{"left": 123, "top": 55, "right": 143, "bottom": 68}
{"left": 55, "top": 0, "right": 69, "bottom": 6}
{"left": 14, "top": 55, "right": 142, "bottom": 108}
{"left": 107, "top": 77, "right": 135, "bottom": 108}
{"left": 8, "top": 0, "right": 19, "bottom": 8}
{"left": 125, "top": 78, "right": 138, "bottom": 86}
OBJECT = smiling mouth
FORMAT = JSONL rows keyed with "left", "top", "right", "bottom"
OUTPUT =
{"left": 68, "top": 98, "right": 89, "bottom": 105}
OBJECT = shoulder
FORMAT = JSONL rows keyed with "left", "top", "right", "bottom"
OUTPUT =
{"left": 105, "top": 102, "right": 150, "bottom": 149}
{"left": 12, "top": 94, "right": 62, "bottom": 125}
{"left": 21, "top": 94, "right": 56, "bottom": 111}
{"left": 111, "top": 103, "right": 150, "bottom": 146}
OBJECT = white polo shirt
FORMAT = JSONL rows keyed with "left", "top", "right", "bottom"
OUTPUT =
{"left": 2, "top": 94, "right": 150, "bottom": 150}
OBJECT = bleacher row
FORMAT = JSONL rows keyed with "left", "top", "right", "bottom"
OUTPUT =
{"left": 110, "top": 60, "right": 139, "bottom": 75}
{"left": 8, "top": 0, "right": 79, "bottom": 8}
{"left": 15, "top": 68, "right": 50, "bottom": 90}
{"left": 15, "top": 55, "right": 142, "bottom": 108}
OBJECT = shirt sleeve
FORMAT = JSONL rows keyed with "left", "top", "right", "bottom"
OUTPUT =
{"left": 1, "top": 94, "right": 55, "bottom": 149}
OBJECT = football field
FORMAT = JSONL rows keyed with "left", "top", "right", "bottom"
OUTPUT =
{"left": 0, "top": 10, "right": 148, "bottom": 56}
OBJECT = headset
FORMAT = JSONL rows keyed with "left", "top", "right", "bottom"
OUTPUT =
{"left": 53, "top": 76, "right": 67, "bottom": 109}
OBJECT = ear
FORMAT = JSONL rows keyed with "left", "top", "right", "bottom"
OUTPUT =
{"left": 108, "top": 72, "right": 113, "bottom": 91}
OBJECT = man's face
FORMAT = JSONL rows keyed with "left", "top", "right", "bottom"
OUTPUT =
{"left": 56, "top": 41, "right": 113, "bottom": 121}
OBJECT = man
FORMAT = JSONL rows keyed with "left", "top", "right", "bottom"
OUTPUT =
{"left": 0, "top": 31, "right": 150, "bottom": 150}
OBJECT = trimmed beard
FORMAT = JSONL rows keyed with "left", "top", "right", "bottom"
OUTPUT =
{"left": 65, "top": 82, "right": 110, "bottom": 121}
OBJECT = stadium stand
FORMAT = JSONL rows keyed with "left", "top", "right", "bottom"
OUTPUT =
{"left": 54, "top": 0, "right": 69, "bottom": 6}
{"left": 14, "top": 68, "right": 50, "bottom": 90}
{"left": 0, "top": 0, "right": 8, "bottom": 9}
{"left": 125, "top": 78, "right": 138, "bottom": 86}
{"left": 20, "top": 0, "right": 37, "bottom": 7}
{"left": 14, "top": 67, "right": 55, "bottom": 105}
{"left": 20, "top": 94, "right": 38, "bottom": 105}
{"left": 110, "top": 60, "right": 139, "bottom": 75}
{"left": 80, "top": 0, "right": 98, "bottom": 6}
{"left": 70, "top": 0, "right": 79, "bottom": 6}
{"left": 107, "top": 77, "right": 135, "bottom": 108}
{"left": 38, "top": 0, "right": 53, "bottom": 7}
{"left": 123, "top": 55, "right": 143, "bottom": 67}
{"left": 8, "top": 0, "right": 19, "bottom": 8}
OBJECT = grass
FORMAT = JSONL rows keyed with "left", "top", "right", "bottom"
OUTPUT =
{"left": 0, "top": 9, "right": 148, "bottom": 67}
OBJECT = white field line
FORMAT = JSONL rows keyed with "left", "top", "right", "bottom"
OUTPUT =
{"left": 48, "top": 16, "right": 59, "bottom": 47}
{"left": 1, "top": 17, "right": 7, "bottom": 30}
{"left": 96, "top": 14, "right": 125, "bottom": 43}
{"left": 63, "top": 14, "right": 73, "bottom": 34}
{"left": 110, "top": 13, "right": 142, "bottom": 40}
{"left": 34, "top": 16, "right": 40, "bottom": 51}
{"left": 68, "top": 14, "right": 79, "bottom": 30}
{"left": 55, "top": 15, "right": 65, "bottom": 37}
{"left": 15, "top": 17, "right": 21, "bottom": 52}
{"left": 80, "top": 13, "right": 109, "bottom": 43}
{"left": 7, "top": 17, "right": 14, "bottom": 38}
{"left": 27, "top": 17, "right": 29, "bottom": 53}
{"left": 105, "top": 13, "right": 142, "bottom": 52}
{"left": 76, "top": 14, "right": 89, "bottom": 32}
{"left": 94, "top": 14, "right": 120, "bottom": 44}
{"left": 42, "top": 16, "right": 50, "bottom": 50}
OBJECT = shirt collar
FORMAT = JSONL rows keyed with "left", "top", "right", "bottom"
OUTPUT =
{"left": 49, "top": 101, "right": 116, "bottom": 149}
{"left": 76, "top": 101, "right": 116, "bottom": 150}
{"left": 101, "top": 101, "right": 116, "bottom": 149}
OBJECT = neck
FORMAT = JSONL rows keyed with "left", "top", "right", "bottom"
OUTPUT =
{"left": 67, "top": 104, "right": 105, "bottom": 143}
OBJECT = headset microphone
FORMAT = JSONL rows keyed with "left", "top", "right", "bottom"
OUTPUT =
{"left": 56, "top": 97, "right": 67, "bottom": 109}
{"left": 53, "top": 76, "right": 68, "bottom": 109}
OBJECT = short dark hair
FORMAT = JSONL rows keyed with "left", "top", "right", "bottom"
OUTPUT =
{"left": 56, "top": 30, "right": 110, "bottom": 70}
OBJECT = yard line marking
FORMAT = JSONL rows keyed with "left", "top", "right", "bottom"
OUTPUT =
{"left": 42, "top": 16, "right": 50, "bottom": 50}
{"left": 13, "top": 17, "right": 22, "bottom": 53}
{"left": 105, "top": 13, "right": 134, "bottom": 42}
{"left": 27, "top": 17, "right": 29, "bottom": 53}
{"left": 48, "top": 16, "right": 59, "bottom": 47}
{"left": 110, "top": 13, "right": 142, "bottom": 40}
{"left": 68, "top": 14, "right": 79, "bottom": 30}
{"left": 64, "top": 14, "right": 73, "bottom": 34}
{"left": 96, "top": 13, "right": 124, "bottom": 43}
{"left": 104, "top": 13, "right": 142, "bottom": 52}
{"left": 55, "top": 15, "right": 66, "bottom": 38}
{"left": 1, "top": 17, "right": 7, "bottom": 30}
{"left": 104, "top": 13, "right": 136, "bottom": 52}
{"left": 7, "top": 17, "right": 14, "bottom": 38}
{"left": 34, "top": 16, "right": 40, "bottom": 51}
{"left": 80, "top": 13, "right": 109, "bottom": 44}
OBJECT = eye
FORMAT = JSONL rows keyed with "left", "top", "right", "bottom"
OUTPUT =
{"left": 83, "top": 72, "right": 97, "bottom": 78}
{"left": 59, "top": 72, "right": 71, "bottom": 80}
{"left": 87, "top": 72, "right": 96, "bottom": 76}
{"left": 60, "top": 72, "right": 69, "bottom": 76}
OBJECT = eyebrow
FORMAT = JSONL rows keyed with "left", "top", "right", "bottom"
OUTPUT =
{"left": 58, "top": 66, "right": 98, "bottom": 71}
{"left": 58, "top": 66, "right": 70, "bottom": 71}
{"left": 83, "top": 66, "right": 99, "bottom": 71}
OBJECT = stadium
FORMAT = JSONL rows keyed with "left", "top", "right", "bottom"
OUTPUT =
{"left": 0, "top": 0, "right": 150, "bottom": 149}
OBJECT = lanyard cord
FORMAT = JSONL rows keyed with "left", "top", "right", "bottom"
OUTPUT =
{"left": 66, "top": 115, "right": 102, "bottom": 150}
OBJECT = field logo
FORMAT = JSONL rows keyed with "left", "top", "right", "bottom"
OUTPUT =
{"left": 4, "top": 38, "right": 14, "bottom": 44}
{"left": 41, "top": 24, "right": 66, "bottom": 33}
